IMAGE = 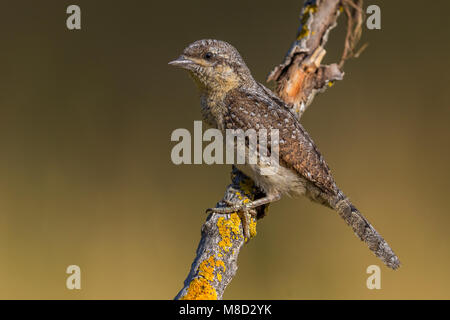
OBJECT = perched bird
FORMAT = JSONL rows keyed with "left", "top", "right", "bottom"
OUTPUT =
{"left": 169, "top": 39, "right": 400, "bottom": 270}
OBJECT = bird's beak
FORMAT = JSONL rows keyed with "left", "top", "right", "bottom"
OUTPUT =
{"left": 168, "top": 55, "right": 194, "bottom": 69}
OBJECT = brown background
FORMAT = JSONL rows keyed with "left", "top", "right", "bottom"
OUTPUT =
{"left": 0, "top": 0, "right": 449, "bottom": 299}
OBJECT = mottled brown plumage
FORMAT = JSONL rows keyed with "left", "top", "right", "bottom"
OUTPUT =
{"left": 169, "top": 39, "right": 400, "bottom": 270}
{"left": 223, "top": 86, "right": 338, "bottom": 196}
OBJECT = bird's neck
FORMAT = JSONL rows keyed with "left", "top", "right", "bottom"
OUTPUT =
{"left": 200, "top": 90, "right": 229, "bottom": 131}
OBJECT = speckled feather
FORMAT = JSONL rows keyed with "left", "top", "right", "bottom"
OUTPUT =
{"left": 223, "top": 84, "right": 339, "bottom": 196}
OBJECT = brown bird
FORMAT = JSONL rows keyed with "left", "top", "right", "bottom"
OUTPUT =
{"left": 169, "top": 39, "right": 400, "bottom": 270}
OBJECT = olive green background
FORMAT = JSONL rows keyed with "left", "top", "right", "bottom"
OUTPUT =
{"left": 0, "top": 0, "right": 449, "bottom": 299}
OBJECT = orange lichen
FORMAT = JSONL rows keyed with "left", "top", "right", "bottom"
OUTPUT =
{"left": 181, "top": 277, "right": 218, "bottom": 300}
{"left": 182, "top": 255, "right": 227, "bottom": 299}
{"left": 199, "top": 256, "right": 216, "bottom": 282}
{"left": 215, "top": 258, "right": 226, "bottom": 282}
{"left": 216, "top": 259, "right": 226, "bottom": 271}
{"left": 217, "top": 213, "right": 242, "bottom": 251}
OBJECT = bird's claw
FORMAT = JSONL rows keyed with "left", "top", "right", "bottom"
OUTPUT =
{"left": 205, "top": 202, "right": 257, "bottom": 241}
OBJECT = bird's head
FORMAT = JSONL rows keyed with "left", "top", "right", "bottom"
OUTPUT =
{"left": 169, "top": 39, "right": 254, "bottom": 94}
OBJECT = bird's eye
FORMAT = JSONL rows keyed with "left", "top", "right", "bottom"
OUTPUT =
{"left": 204, "top": 52, "right": 213, "bottom": 60}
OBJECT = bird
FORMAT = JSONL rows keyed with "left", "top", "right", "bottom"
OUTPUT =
{"left": 169, "top": 39, "right": 400, "bottom": 270}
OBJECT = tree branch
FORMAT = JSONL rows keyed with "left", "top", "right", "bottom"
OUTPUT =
{"left": 175, "top": 0, "right": 365, "bottom": 300}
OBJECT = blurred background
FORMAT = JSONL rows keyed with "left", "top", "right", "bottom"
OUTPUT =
{"left": 0, "top": 0, "right": 449, "bottom": 299}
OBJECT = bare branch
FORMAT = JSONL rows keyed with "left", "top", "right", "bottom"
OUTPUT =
{"left": 340, "top": 0, "right": 366, "bottom": 68}
{"left": 268, "top": 0, "right": 367, "bottom": 118}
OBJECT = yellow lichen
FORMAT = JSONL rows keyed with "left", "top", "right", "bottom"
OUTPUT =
{"left": 216, "top": 259, "right": 226, "bottom": 271}
{"left": 217, "top": 213, "right": 242, "bottom": 251}
{"left": 181, "top": 278, "right": 218, "bottom": 300}
{"left": 198, "top": 256, "right": 216, "bottom": 282}
{"left": 297, "top": 28, "right": 309, "bottom": 40}
{"left": 249, "top": 217, "right": 257, "bottom": 238}
{"left": 183, "top": 255, "right": 227, "bottom": 299}
{"left": 297, "top": 5, "right": 317, "bottom": 40}
{"left": 215, "top": 258, "right": 226, "bottom": 283}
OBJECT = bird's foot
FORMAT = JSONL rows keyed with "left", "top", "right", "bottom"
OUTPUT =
{"left": 205, "top": 193, "right": 281, "bottom": 240}
{"left": 205, "top": 200, "right": 256, "bottom": 240}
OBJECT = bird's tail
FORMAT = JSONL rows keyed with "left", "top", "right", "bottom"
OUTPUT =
{"left": 334, "top": 197, "right": 400, "bottom": 270}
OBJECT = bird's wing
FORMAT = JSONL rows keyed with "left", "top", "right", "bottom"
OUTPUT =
{"left": 224, "top": 86, "right": 338, "bottom": 196}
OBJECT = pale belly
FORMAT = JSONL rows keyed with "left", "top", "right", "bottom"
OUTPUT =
{"left": 235, "top": 163, "right": 307, "bottom": 197}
